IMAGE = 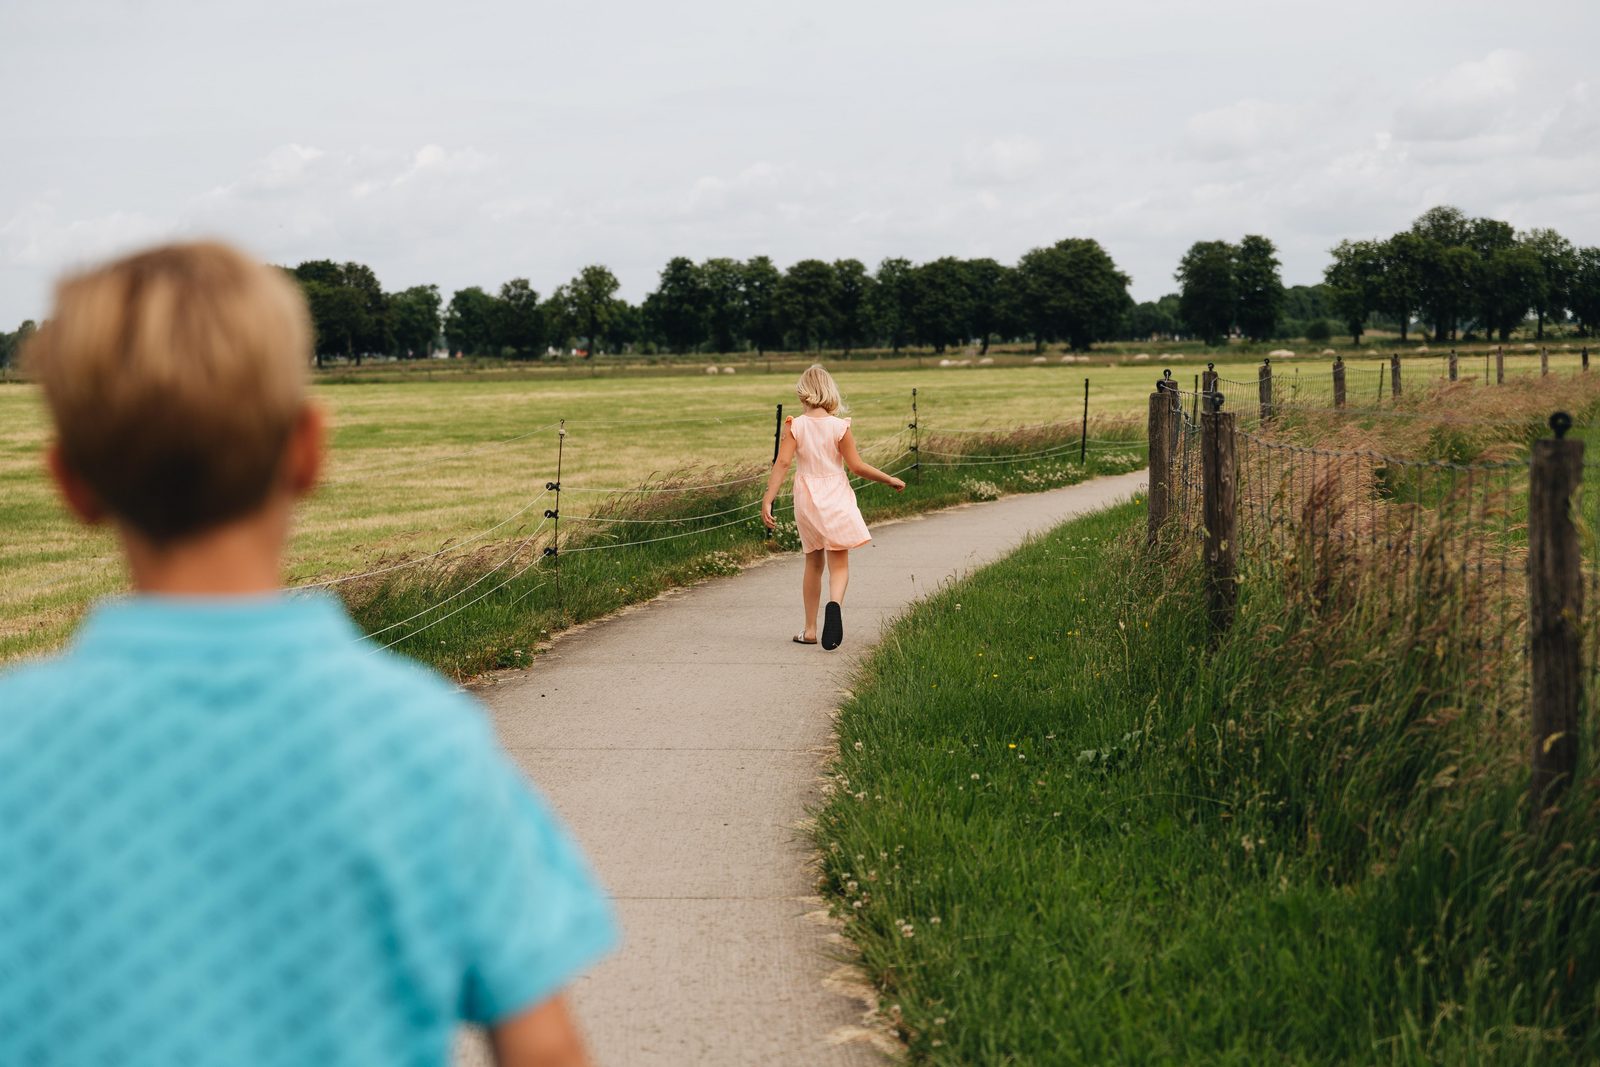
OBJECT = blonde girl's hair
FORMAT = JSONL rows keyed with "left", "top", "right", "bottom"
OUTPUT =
{"left": 795, "top": 364, "right": 846, "bottom": 414}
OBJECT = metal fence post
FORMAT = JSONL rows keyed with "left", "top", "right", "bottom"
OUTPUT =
{"left": 1258, "top": 359, "right": 1273, "bottom": 421}
{"left": 1391, "top": 353, "right": 1403, "bottom": 398}
{"left": 1202, "top": 394, "right": 1238, "bottom": 633}
{"left": 910, "top": 390, "right": 920, "bottom": 483}
{"left": 1529, "top": 412, "right": 1584, "bottom": 815}
{"left": 1146, "top": 383, "right": 1174, "bottom": 547}
{"left": 1079, "top": 378, "right": 1088, "bottom": 465}
{"left": 544, "top": 420, "right": 565, "bottom": 610}
{"left": 1332, "top": 356, "right": 1346, "bottom": 408}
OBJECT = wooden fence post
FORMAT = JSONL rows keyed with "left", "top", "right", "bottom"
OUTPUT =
{"left": 1448, "top": 349, "right": 1458, "bottom": 381}
{"left": 1390, "top": 353, "right": 1403, "bottom": 398}
{"left": 1146, "top": 385, "right": 1174, "bottom": 547}
{"left": 1258, "top": 359, "right": 1273, "bottom": 421}
{"left": 1332, "top": 356, "right": 1346, "bottom": 408}
{"left": 1202, "top": 396, "right": 1238, "bottom": 632}
{"left": 1584, "top": 346, "right": 1590, "bottom": 372}
{"left": 1541, "top": 346, "right": 1550, "bottom": 377}
{"left": 1496, "top": 346, "right": 1505, "bottom": 384}
{"left": 1529, "top": 412, "right": 1584, "bottom": 814}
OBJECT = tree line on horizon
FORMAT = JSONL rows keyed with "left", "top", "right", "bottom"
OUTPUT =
{"left": 3, "top": 205, "right": 1598, "bottom": 368}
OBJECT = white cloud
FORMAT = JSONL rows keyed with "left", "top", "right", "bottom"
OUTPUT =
{"left": 1394, "top": 49, "right": 1527, "bottom": 143}
{"left": 1183, "top": 100, "right": 1295, "bottom": 162}
{"left": 954, "top": 138, "right": 1045, "bottom": 186}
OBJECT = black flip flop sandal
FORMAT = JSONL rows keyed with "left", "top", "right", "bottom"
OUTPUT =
{"left": 821, "top": 601, "right": 843, "bottom": 650}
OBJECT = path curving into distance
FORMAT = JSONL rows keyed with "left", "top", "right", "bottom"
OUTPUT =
{"left": 457, "top": 470, "right": 1147, "bottom": 1066}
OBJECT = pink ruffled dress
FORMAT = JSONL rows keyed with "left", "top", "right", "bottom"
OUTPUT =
{"left": 789, "top": 413, "right": 872, "bottom": 553}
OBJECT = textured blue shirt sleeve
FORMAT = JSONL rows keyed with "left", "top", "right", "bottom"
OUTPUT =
{"left": 452, "top": 715, "right": 619, "bottom": 1024}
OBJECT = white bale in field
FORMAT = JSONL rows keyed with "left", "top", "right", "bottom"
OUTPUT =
{"left": 1321, "top": 348, "right": 1337, "bottom": 356}
{"left": 722, "top": 366, "right": 736, "bottom": 374}
{"left": 978, "top": 356, "right": 994, "bottom": 365}
{"left": 1269, "top": 348, "right": 1295, "bottom": 358}
{"left": 1524, "top": 343, "right": 1537, "bottom": 350}
{"left": 1133, "top": 353, "right": 1151, "bottom": 361}
{"left": 1031, "top": 356, "right": 1048, "bottom": 364}
{"left": 1171, "top": 354, "right": 1187, "bottom": 360}
{"left": 1059, "top": 355, "right": 1073, "bottom": 363}
{"left": 1417, "top": 345, "right": 1429, "bottom": 353}
{"left": 938, "top": 358, "right": 954, "bottom": 367}
{"left": 957, "top": 359, "right": 973, "bottom": 366}
{"left": 705, "top": 365, "right": 719, "bottom": 375}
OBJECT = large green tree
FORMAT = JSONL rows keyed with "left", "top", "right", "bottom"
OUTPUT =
{"left": 388, "top": 284, "right": 441, "bottom": 358}
{"left": 700, "top": 257, "right": 748, "bottom": 353}
{"left": 1409, "top": 206, "right": 1477, "bottom": 341}
{"left": 493, "top": 278, "right": 546, "bottom": 359}
{"left": 1378, "top": 233, "right": 1422, "bottom": 341}
{"left": 1233, "top": 235, "right": 1285, "bottom": 342}
{"left": 556, "top": 265, "right": 620, "bottom": 356}
{"left": 741, "top": 256, "right": 784, "bottom": 355}
{"left": 1175, "top": 240, "right": 1237, "bottom": 346}
{"left": 292, "top": 260, "right": 385, "bottom": 365}
{"left": 909, "top": 257, "right": 973, "bottom": 353}
{"left": 443, "top": 286, "right": 499, "bottom": 355}
{"left": 1014, "top": 238, "right": 1132, "bottom": 352}
{"left": 777, "top": 259, "right": 841, "bottom": 351}
{"left": 870, "top": 257, "right": 918, "bottom": 354}
{"left": 832, "top": 259, "right": 874, "bottom": 353}
{"left": 1478, "top": 245, "right": 1544, "bottom": 342}
{"left": 962, "top": 258, "right": 1011, "bottom": 354}
{"left": 1568, "top": 247, "right": 1600, "bottom": 337}
{"left": 1324, "top": 239, "right": 1385, "bottom": 343}
{"left": 1520, "top": 228, "right": 1577, "bottom": 339}
{"left": 643, "top": 257, "right": 708, "bottom": 353}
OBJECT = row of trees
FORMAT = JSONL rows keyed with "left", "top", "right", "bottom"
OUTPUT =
{"left": 277, "top": 240, "right": 1137, "bottom": 361}
{"left": 1322, "top": 207, "right": 1600, "bottom": 344}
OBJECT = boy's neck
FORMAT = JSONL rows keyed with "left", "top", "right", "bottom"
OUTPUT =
{"left": 120, "top": 511, "right": 289, "bottom": 597}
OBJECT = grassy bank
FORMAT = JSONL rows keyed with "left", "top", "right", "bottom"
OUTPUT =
{"left": 814, "top": 498, "right": 1600, "bottom": 1063}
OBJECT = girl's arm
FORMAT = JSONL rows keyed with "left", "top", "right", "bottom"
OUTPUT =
{"left": 761, "top": 420, "right": 798, "bottom": 529}
{"left": 840, "top": 429, "right": 906, "bottom": 492}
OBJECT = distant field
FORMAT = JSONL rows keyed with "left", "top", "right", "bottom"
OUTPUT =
{"left": 0, "top": 348, "right": 1584, "bottom": 661}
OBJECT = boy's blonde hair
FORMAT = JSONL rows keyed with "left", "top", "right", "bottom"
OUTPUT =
{"left": 24, "top": 241, "right": 313, "bottom": 542}
{"left": 795, "top": 364, "right": 846, "bottom": 414}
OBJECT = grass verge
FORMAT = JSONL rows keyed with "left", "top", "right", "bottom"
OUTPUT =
{"left": 814, "top": 501, "right": 1600, "bottom": 1064}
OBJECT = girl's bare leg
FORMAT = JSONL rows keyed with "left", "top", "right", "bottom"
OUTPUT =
{"left": 826, "top": 549, "right": 850, "bottom": 604}
{"left": 802, "top": 549, "right": 825, "bottom": 638}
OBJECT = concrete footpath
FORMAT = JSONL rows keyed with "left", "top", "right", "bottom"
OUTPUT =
{"left": 458, "top": 470, "right": 1146, "bottom": 1066}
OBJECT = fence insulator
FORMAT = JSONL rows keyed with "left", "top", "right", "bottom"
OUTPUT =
{"left": 1528, "top": 411, "right": 1584, "bottom": 816}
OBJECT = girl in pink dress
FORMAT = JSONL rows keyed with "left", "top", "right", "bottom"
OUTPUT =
{"left": 761, "top": 365, "right": 906, "bottom": 650}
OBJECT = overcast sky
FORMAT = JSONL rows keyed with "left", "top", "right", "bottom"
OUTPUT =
{"left": 3, "top": 0, "right": 1597, "bottom": 324}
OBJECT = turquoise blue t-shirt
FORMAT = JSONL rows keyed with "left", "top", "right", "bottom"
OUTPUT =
{"left": 0, "top": 594, "right": 616, "bottom": 1066}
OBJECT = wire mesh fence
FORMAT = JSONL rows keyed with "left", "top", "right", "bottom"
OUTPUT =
{"left": 1148, "top": 373, "right": 1594, "bottom": 810}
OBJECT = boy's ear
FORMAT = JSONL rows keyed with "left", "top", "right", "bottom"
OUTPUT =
{"left": 284, "top": 403, "right": 326, "bottom": 499}
{"left": 45, "top": 443, "right": 107, "bottom": 526}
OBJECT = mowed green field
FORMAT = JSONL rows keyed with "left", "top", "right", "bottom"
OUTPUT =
{"left": 0, "top": 349, "right": 1578, "bottom": 661}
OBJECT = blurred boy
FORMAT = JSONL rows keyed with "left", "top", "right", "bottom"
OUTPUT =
{"left": 0, "top": 242, "right": 614, "bottom": 1066}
